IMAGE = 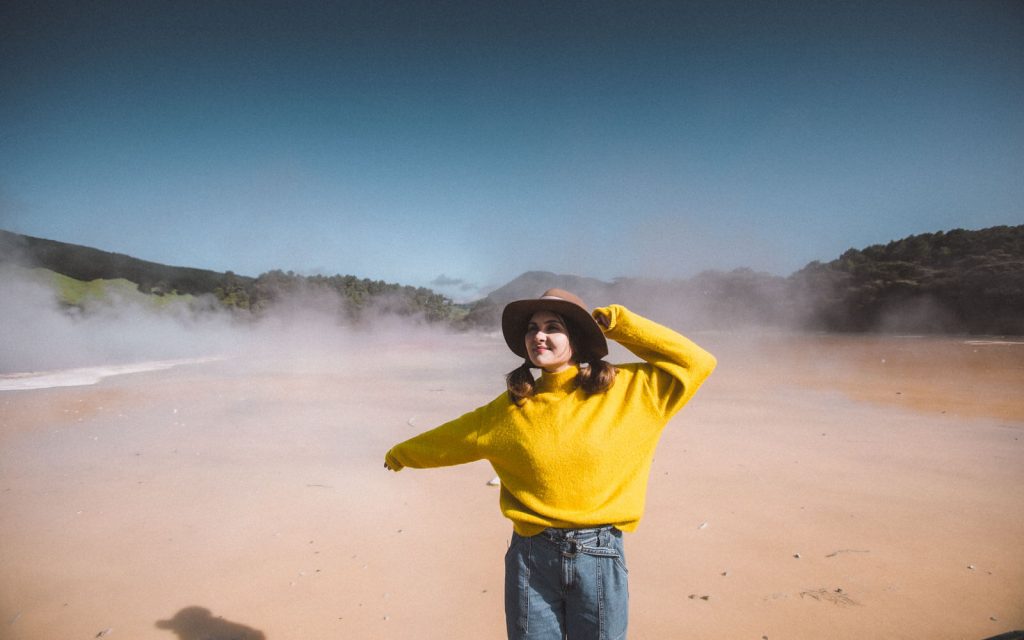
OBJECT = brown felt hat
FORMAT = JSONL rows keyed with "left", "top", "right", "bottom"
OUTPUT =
{"left": 501, "top": 288, "right": 608, "bottom": 361}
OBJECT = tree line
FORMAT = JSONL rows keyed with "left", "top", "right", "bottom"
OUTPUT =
{"left": 215, "top": 269, "right": 459, "bottom": 323}
{"left": 2, "top": 225, "right": 1021, "bottom": 334}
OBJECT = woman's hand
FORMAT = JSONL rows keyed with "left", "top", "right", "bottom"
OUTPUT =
{"left": 384, "top": 451, "right": 402, "bottom": 471}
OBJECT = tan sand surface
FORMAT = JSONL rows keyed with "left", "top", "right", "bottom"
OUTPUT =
{"left": 1, "top": 331, "right": 1022, "bottom": 639}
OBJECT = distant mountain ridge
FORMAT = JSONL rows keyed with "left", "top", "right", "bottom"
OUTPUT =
{"left": 2, "top": 225, "right": 1021, "bottom": 334}
{"left": 465, "top": 267, "right": 795, "bottom": 331}
{"left": 485, "top": 271, "right": 613, "bottom": 306}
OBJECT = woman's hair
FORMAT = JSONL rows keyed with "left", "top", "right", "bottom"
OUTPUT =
{"left": 577, "top": 358, "right": 617, "bottom": 395}
{"left": 505, "top": 359, "right": 617, "bottom": 406}
{"left": 505, "top": 362, "right": 537, "bottom": 405}
{"left": 505, "top": 317, "right": 617, "bottom": 405}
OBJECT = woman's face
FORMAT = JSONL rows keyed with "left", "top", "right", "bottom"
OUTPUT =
{"left": 524, "top": 310, "right": 575, "bottom": 372}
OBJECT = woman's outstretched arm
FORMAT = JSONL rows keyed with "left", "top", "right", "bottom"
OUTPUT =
{"left": 384, "top": 402, "right": 491, "bottom": 471}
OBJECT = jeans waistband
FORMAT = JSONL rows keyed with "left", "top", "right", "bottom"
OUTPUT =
{"left": 537, "top": 525, "right": 619, "bottom": 559}
{"left": 539, "top": 525, "right": 615, "bottom": 541}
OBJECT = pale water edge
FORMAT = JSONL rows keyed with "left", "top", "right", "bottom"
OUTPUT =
{"left": 0, "top": 357, "right": 225, "bottom": 391}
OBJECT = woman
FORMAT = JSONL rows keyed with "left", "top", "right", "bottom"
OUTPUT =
{"left": 385, "top": 288, "right": 716, "bottom": 639}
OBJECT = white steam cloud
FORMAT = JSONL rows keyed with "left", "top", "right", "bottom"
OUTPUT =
{"left": 0, "top": 266, "right": 460, "bottom": 377}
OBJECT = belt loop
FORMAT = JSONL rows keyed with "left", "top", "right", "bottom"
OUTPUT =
{"left": 563, "top": 538, "right": 580, "bottom": 558}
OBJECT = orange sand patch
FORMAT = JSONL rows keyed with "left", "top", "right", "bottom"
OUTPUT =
{"left": 724, "top": 334, "right": 1024, "bottom": 422}
{"left": 1, "top": 332, "right": 1021, "bottom": 639}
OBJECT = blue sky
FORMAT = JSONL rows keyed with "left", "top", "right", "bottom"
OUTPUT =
{"left": 1, "top": 1, "right": 1022, "bottom": 300}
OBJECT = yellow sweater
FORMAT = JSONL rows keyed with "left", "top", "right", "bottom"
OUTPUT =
{"left": 384, "top": 304, "right": 717, "bottom": 536}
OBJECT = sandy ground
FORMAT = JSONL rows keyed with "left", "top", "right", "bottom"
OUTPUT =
{"left": 1, "top": 330, "right": 1022, "bottom": 639}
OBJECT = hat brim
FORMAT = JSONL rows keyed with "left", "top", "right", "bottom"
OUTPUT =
{"left": 501, "top": 298, "right": 608, "bottom": 361}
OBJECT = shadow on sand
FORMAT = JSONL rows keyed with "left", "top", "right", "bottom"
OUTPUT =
{"left": 156, "top": 607, "right": 266, "bottom": 640}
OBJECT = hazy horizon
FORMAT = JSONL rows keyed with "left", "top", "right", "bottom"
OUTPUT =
{"left": 1, "top": 221, "right": 1014, "bottom": 294}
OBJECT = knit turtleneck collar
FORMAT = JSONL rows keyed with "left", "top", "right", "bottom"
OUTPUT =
{"left": 537, "top": 364, "right": 580, "bottom": 393}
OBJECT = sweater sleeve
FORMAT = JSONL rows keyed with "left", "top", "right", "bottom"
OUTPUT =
{"left": 593, "top": 304, "right": 717, "bottom": 418}
{"left": 384, "top": 401, "right": 490, "bottom": 471}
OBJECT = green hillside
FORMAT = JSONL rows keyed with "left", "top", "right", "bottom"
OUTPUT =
{"left": 0, "top": 229, "right": 462, "bottom": 323}
{"left": 7, "top": 265, "right": 196, "bottom": 312}
{"left": 0, "top": 229, "right": 247, "bottom": 297}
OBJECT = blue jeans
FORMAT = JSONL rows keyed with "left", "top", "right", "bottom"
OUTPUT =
{"left": 504, "top": 526, "right": 629, "bottom": 640}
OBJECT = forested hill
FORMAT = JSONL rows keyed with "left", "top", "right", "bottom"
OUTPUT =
{"left": 791, "top": 225, "right": 1023, "bottom": 333}
{"left": 0, "top": 229, "right": 252, "bottom": 296}
{"left": 0, "top": 229, "right": 461, "bottom": 322}
{"left": 467, "top": 225, "right": 1024, "bottom": 335}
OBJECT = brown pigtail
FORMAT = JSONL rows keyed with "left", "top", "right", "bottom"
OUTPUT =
{"left": 506, "top": 360, "right": 536, "bottom": 406}
{"left": 577, "top": 358, "right": 617, "bottom": 396}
